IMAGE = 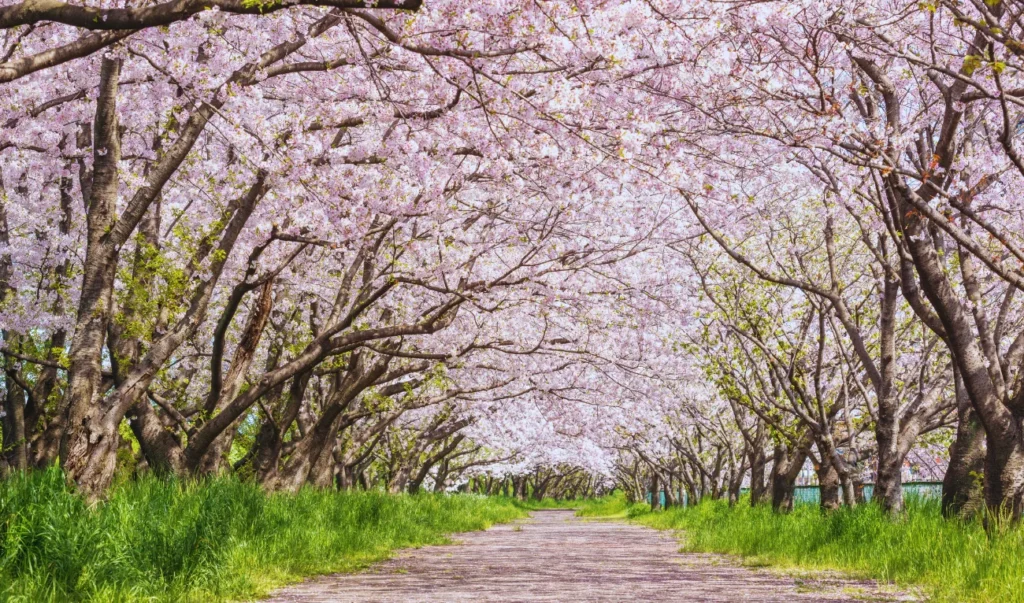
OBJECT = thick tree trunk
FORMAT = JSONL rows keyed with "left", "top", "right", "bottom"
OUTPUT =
{"left": 817, "top": 455, "right": 842, "bottom": 511}
{"left": 943, "top": 368, "right": 986, "bottom": 517}
{"left": 307, "top": 429, "right": 341, "bottom": 489}
{"left": 254, "top": 369, "right": 309, "bottom": 489}
{"left": 650, "top": 472, "right": 661, "bottom": 510}
{"left": 837, "top": 454, "right": 858, "bottom": 508}
{"left": 60, "top": 57, "right": 125, "bottom": 496}
{"left": 252, "top": 419, "right": 283, "bottom": 487}
{"left": 266, "top": 356, "right": 387, "bottom": 492}
{"left": 514, "top": 476, "right": 527, "bottom": 500}
{"left": 194, "top": 418, "right": 245, "bottom": 476}
{"left": 770, "top": 442, "right": 808, "bottom": 513}
{"left": 533, "top": 473, "right": 553, "bottom": 501}
{"left": 980, "top": 421, "right": 1024, "bottom": 520}
{"left": 337, "top": 462, "right": 358, "bottom": 490}
{"left": 409, "top": 435, "right": 465, "bottom": 494}
{"left": 60, "top": 60, "right": 267, "bottom": 494}
{"left": 727, "top": 469, "right": 741, "bottom": 506}
{"left": 127, "top": 401, "right": 185, "bottom": 475}
{"left": 432, "top": 460, "right": 450, "bottom": 493}
{"left": 279, "top": 411, "right": 350, "bottom": 493}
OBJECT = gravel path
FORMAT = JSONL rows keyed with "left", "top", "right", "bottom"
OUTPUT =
{"left": 264, "top": 509, "right": 916, "bottom": 602}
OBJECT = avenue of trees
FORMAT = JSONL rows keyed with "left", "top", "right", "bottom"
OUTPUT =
{"left": 4, "top": 0, "right": 1024, "bottom": 525}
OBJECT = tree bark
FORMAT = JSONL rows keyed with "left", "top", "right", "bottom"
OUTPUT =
{"left": 276, "top": 356, "right": 387, "bottom": 492}
{"left": 749, "top": 445, "right": 767, "bottom": 505}
{"left": 873, "top": 276, "right": 904, "bottom": 513}
{"left": 59, "top": 56, "right": 124, "bottom": 496}
{"left": 771, "top": 441, "right": 808, "bottom": 513}
{"left": 650, "top": 471, "right": 661, "bottom": 510}
{"left": 194, "top": 279, "right": 275, "bottom": 476}
{"left": 2, "top": 362, "right": 28, "bottom": 472}
{"left": 943, "top": 366, "right": 986, "bottom": 517}
{"left": 817, "top": 454, "right": 842, "bottom": 511}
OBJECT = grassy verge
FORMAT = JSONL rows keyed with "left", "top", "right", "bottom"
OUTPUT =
{"left": 615, "top": 496, "right": 1024, "bottom": 602}
{"left": 0, "top": 468, "right": 526, "bottom": 602}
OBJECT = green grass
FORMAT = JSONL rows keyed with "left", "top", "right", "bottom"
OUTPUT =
{"left": 503, "top": 492, "right": 644, "bottom": 515}
{"left": 512, "top": 496, "right": 592, "bottom": 510}
{"left": 623, "top": 497, "right": 1024, "bottom": 602}
{"left": 573, "top": 491, "right": 648, "bottom": 518}
{"left": 0, "top": 468, "right": 526, "bottom": 602}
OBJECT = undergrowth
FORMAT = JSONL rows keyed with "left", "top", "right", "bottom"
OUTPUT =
{"left": 0, "top": 468, "right": 525, "bottom": 602}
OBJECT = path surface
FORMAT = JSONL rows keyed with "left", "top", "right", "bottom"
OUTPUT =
{"left": 265, "top": 509, "right": 915, "bottom": 602}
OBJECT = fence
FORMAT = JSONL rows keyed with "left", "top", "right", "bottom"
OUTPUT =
{"left": 646, "top": 481, "right": 943, "bottom": 508}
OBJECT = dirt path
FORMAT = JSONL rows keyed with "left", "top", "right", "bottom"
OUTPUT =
{"left": 264, "top": 509, "right": 915, "bottom": 602}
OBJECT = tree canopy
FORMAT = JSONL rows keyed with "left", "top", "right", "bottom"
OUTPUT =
{"left": 3, "top": 0, "right": 1024, "bottom": 518}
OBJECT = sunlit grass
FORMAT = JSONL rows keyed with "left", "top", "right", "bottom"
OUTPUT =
{"left": 512, "top": 496, "right": 593, "bottom": 510}
{"left": 574, "top": 491, "right": 647, "bottom": 518}
{"left": 627, "top": 497, "right": 1024, "bottom": 603}
{"left": 0, "top": 468, "right": 525, "bottom": 602}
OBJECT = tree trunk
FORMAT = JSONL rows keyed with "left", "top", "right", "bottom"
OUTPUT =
{"left": 1, "top": 371, "right": 27, "bottom": 473}
{"left": 278, "top": 411, "right": 349, "bottom": 493}
{"left": 650, "top": 472, "right": 661, "bottom": 510}
{"left": 337, "top": 462, "right": 358, "bottom": 490}
{"left": 307, "top": 429, "right": 341, "bottom": 489}
{"left": 873, "top": 274, "right": 903, "bottom": 513}
{"left": 254, "top": 367, "right": 309, "bottom": 489}
{"left": 771, "top": 442, "right": 807, "bottom": 513}
{"left": 749, "top": 446, "right": 767, "bottom": 505}
{"left": 127, "top": 401, "right": 185, "bottom": 475}
{"left": 432, "top": 460, "right": 450, "bottom": 492}
{"left": 943, "top": 366, "right": 986, "bottom": 517}
{"left": 664, "top": 476, "right": 677, "bottom": 508}
{"left": 60, "top": 57, "right": 125, "bottom": 497}
{"left": 195, "top": 279, "right": 275, "bottom": 476}
{"left": 874, "top": 409, "right": 904, "bottom": 513}
{"left": 727, "top": 470, "right": 741, "bottom": 506}
{"left": 275, "top": 356, "right": 386, "bottom": 492}
{"left": 817, "top": 455, "right": 842, "bottom": 511}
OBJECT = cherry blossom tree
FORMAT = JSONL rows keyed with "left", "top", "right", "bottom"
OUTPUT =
{"left": 5, "top": 0, "right": 1020, "bottom": 526}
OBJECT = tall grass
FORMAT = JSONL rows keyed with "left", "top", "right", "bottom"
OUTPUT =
{"left": 630, "top": 497, "right": 1024, "bottom": 602}
{"left": 0, "top": 468, "right": 525, "bottom": 602}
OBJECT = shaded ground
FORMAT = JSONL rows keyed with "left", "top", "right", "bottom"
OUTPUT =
{"left": 264, "top": 509, "right": 917, "bottom": 602}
